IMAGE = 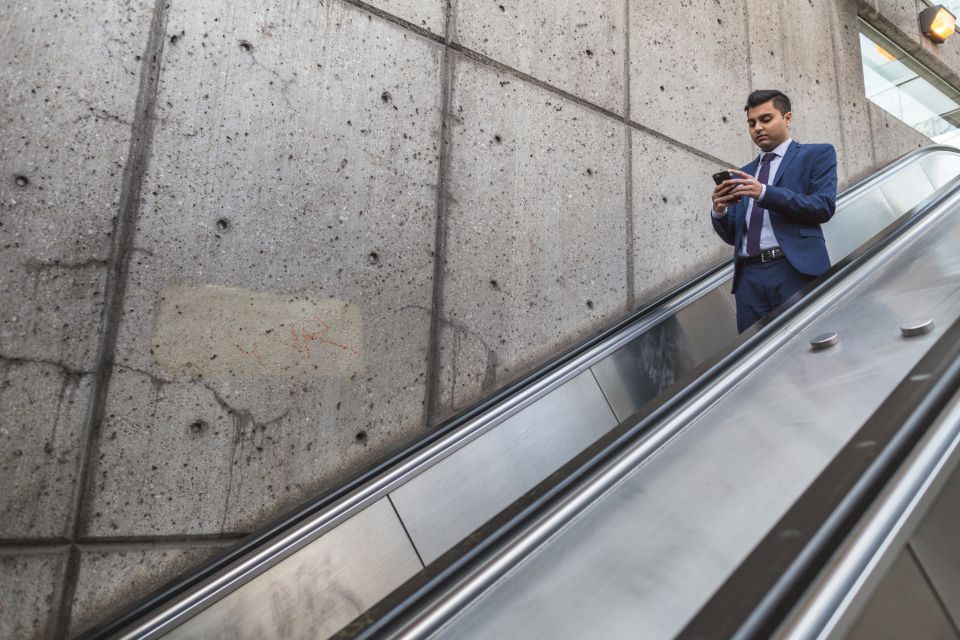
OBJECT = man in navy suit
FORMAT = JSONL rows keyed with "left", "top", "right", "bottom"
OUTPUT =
{"left": 711, "top": 89, "right": 838, "bottom": 333}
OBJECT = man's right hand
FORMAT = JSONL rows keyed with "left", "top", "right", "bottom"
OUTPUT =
{"left": 712, "top": 178, "right": 740, "bottom": 214}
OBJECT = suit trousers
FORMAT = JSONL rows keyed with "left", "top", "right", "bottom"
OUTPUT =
{"left": 735, "top": 258, "right": 816, "bottom": 333}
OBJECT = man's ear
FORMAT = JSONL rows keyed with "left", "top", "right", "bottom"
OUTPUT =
{"left": 784, "top": 111, "right": 793, "bottom": 127}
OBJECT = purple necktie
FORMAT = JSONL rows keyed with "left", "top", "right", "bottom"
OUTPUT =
{"left": 745, "top": 152, "right": 775, "bottom": 257}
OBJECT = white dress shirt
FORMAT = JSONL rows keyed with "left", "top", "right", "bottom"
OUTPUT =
{"left": 712, "top": 138, "right": 793, "bottom": 256}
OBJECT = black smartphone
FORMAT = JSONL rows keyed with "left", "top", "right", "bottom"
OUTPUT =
{"left": 712, "top": 170, "right": 733, "bottom": 185}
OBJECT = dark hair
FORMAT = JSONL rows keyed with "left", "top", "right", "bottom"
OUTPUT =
{"left": 744, "top": 90, "right": 791, "bottom": 115}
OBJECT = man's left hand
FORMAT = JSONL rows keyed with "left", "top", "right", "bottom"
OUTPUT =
{"left": 727, "top": 169, "right": 763, "bottom": 200}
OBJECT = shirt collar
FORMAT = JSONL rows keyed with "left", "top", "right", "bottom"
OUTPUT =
{"left": 760, "top": 138, "right": 793, "bottom": 160}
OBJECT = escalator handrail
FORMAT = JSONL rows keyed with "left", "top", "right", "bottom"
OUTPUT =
{"left": 84, "top": 144, "right": 960, "bottom": 640}
{"left": 342, "top": 162, "right": 960, "bottom": 639}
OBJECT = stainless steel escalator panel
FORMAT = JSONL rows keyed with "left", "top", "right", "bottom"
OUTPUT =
{"left": 909, "top": 463, "right": 960, "bottom": 629}
{"left": 390, "top": 371, "right": 618, "bottom": 565}
{"left": 163, "top": 498, "right": 421, "bottom": 640}
{"left": 590, "top": 286, "right": 737, "bottom": 422}
{"left": 430, "top": 190, "right": 960, "bottom": 640}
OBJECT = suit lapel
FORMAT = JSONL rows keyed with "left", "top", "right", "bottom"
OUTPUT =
{"left": 772, "top": 140, "right": 800, "bottom": 187}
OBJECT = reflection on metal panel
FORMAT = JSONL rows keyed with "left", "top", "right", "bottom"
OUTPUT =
{"left": 825, "top": 188, "right": 896, "bottom": 263}
{"left": 164, "top": 499, "right": 421, "bottom": 640}
{"left": 432, "top": 192, "right": 960, "bottom": 640}
{"left": 674, "top": 287, "right": 739, "bottom": 365}
{"left": 909, "top": 463, "right": 960, "bottom": 630}
{"left": 390, "top": 371, "right": 618, "bottom": 564}
{"left": 824, "top": 151, "right": 960, "bottom": 264}
{"left": 591, "top": 287, "right": 737, "bottom": 422}
{"left": 878, "top": 162, "right": 935, "bottom": 215}
{"left": 844, "top": 552, "right": 959, "bottom": 640}
{"left": 920, "top": 151, "right": 960, "bottom": 189}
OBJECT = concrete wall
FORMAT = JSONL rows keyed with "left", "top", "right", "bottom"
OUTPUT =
{"left": 0, "top": 0, "right": 954, "bottom": 636}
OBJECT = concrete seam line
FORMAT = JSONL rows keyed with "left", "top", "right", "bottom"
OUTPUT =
{"left": 743, "top": 0, "right": 753, "bottom": 94}
{"left": 0, "top": 533, "right": 249, "bottom": 549}
{"left": 336, "top": 0, "right": 446, "bottom": 45}
{"left": 828, "top": 0, "right": 851, "bottom": 181}
{"left": 865, "top": 99, "right": 878, "bottom": 167}
{"left": 445, "top": 44, "right": 735, "bottom": 170}
{"left": 0, "top": 546, "right": 71, "bottom": 557}
{"left": 0, "top": 537, "right": 71, "bottom": 547}
{"left": 334, "top": 0, "right": 736, "bottom": 169}
{"left": 74, "top": 532, "right": 251, "bottom": 545}
{"left": 53, "top": 1, "right": 171, "bottom": 637}
{"left": 73, "top": 539, "right": 244, "bottom": 553}
{"left": 623, "top": 0, "right": 635, "bottom": 307}
{"left": 423, "top": 2, "right": 456, "bottom": 427}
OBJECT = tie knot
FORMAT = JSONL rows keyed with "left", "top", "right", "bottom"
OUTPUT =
{"left": 761, "top": 152, "right": 775, "bottom": 165}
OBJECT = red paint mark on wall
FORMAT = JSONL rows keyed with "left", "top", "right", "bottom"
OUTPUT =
{"left": 235, "top": 318, "right": 361, "bottom": 366}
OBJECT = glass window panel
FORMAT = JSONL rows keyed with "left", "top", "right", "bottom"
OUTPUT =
{"left": 860, "top": 22, "right": 960, "bottom": 147}
{"left": 900, "top": 77, "right": 960, "bottom": 115}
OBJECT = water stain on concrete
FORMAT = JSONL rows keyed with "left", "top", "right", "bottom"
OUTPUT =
{"left": 152, "top": 284, "right": 364, "bottom": 379}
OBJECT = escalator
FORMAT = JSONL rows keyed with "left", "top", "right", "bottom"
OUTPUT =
{"left": 81, "top": 146, "right": 960, "bottom": 640}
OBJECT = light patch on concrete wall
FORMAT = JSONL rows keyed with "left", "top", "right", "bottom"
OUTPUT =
{"left": 152, "top": 284, "right": 364, "bottom": 379}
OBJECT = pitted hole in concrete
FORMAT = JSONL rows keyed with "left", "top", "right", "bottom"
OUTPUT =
{"left": 367, "top": 251, "right": 380, "bottom": 265}
{"left": 355, "top": 430, "right": 368, "bottom": 444}
{"left": 239, "top": 39, "right": 253, "bottom": 52}
{"left": 169, "top": 30, "right": 184, "bottom": 45}
{"left": 586, "top": 300, "right": 594, "bottom": 309}
{"left": 216, "top": 218, "right": 230, "bottom": 232}
{"left": 585, "top": 49, "right": 594, "bottom": 57}
{"left": 586, "top": 168, "right": 593, "bottom": 176}
{"left": 498, "top": 4, "right": 505, "bottom": 11}
{"left": 381, "top": 90, "right": 392, "bottom": 103}
{"left": 490, "top": 279, "right": 499, "bottom": 290}
{"left": 722, "top": 116, "right": 728, "bottom": 123}
{"left": 493, "top": 134, "right": 502, "bottom": 144}
{"left": 662, "top": 196, "right": 668, "bottom": 203}
{"left": 189, "top": 420, "right": 207, "bottom": 435}
{"left": 12, "top": 449, "right": 23, "bottom": 457}
{"left": 14, "top": 175, "right": 29, "bottom": 187}
{"left": 659, "top": 85, "right": 665, "bottom": 91}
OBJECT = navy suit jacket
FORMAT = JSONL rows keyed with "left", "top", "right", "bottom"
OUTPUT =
{"left": 712, "top": 141, "right": 838, "bottom": 293}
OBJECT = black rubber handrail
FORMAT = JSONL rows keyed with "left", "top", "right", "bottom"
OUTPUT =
{"left": 339, "top": 169, "right": 960, "bottom": 638}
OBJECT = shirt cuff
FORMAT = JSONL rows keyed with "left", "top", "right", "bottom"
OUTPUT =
{"left": 758, "top": 184, "right": 767, "bottom": 203}
{"left": 710, "top": 208, "right": 726, "bottom": 218}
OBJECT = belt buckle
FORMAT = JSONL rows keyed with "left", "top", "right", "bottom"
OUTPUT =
{"left": 760, "top": 248, "right": 778, "bottom": 263}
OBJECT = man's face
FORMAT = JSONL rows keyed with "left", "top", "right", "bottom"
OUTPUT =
{"left": 746, "top": 100, "right": 792, "bottom": 152}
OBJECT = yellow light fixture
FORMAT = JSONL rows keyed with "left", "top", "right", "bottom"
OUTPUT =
{"left": 920, "top": 5, "right": 957, "bottom": 43}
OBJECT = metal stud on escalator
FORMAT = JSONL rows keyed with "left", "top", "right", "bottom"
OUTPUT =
{"left": 810, "top": 332, "right": 839, "bottom": 351}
